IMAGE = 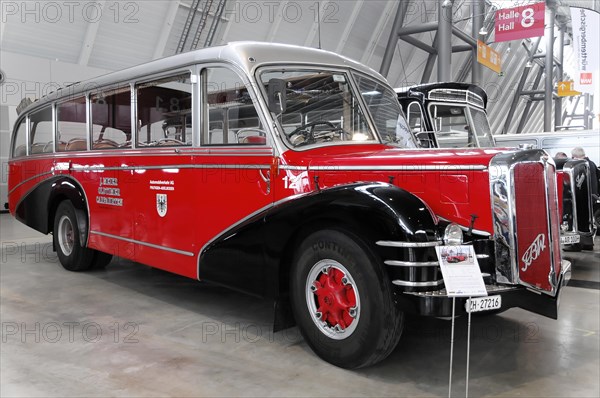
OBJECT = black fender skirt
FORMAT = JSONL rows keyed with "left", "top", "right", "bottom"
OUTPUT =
{"left": 198, "top": 182, "right": 439, "bottom": 298}
{"left": 15, "top": 176, "right": 88, "bottom": 243}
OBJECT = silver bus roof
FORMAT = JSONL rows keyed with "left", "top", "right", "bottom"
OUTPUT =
{"left": 19, "top": 41, "right": 385, "bottom": 115}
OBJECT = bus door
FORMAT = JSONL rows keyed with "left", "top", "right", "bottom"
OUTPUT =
{"left": 130, "top": 73, "right": 198, "bottom": 277}
{"left": 193, "top": 66, "right": 275, "bottom": 286}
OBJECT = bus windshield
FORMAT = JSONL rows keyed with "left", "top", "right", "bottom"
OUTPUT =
{"left": 258, "top": 69, "right": 417, "bottom": 149}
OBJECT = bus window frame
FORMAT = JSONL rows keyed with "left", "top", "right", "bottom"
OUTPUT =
{"left": 200, "top": 62, "right": 272, "bottom": 149}
{"left": 87, "top": 83, "right": 134, "bottom": 151}
{"left": 11, "top": 115, "right": 29, "bottom": 158}
{"left": 11, "top": 62, "right": 276, "bottom": 156}
{"left": 133, "top": 67, "right": 197, "bottom": 148}
{"left": 55, "top": 94, "right": 91, "bottom": 153}
{"left": 25, "top": 105, "right": 54, "bottom": 157}
{"left": 407, "top": 101, "right": 425, "bottom": 133}
{"left": 426, "top": 101, "right": 483, "bottom": 148}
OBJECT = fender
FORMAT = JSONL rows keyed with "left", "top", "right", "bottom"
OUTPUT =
{"left": 15, "top": 176, "right": 89, "bottom": 246}
{"left": 198, "top": 182, "right": 439, "bottom": 300}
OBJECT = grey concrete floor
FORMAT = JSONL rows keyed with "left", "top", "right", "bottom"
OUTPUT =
{"left": 1, "top": 213, "right": 599, "bottom": 397}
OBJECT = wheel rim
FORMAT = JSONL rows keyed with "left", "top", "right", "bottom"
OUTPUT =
{"left": 57, "top": 215, "right": 75, "bottom": 256}
{"left": 305, "top": 259, "right": 360, "bottom": 340}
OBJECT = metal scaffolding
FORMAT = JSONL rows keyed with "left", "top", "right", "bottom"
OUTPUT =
{"left": 380, "top": 0, "right": 484, "bottom": 84}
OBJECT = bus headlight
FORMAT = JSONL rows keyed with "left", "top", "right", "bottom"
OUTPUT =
{"left": 444, "top": 223, "right": 463, "bottom": 245}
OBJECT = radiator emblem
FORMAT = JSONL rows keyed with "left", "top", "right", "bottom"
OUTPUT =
{"left": 576, "top": 173, "right": 585, "bottom": 190}
{"left": 521, "top": 233, "right": 546, "bottom": 272}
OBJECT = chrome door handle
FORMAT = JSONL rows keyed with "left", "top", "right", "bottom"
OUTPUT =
{"left": 259, "top": 169, "right": 271, "bottom": 195}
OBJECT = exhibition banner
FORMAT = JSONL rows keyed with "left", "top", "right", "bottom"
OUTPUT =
{"left": 570, "top": 7, "right": 600, "bottom": 94}
{"left": 495, "top": 2, "right": 545, "bottom": 42}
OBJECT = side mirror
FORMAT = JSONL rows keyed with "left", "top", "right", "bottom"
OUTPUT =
{"left": 268, "top": 78, "right": 287, "bottom": 115}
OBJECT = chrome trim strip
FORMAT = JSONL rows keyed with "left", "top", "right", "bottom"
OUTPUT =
{"left": 280, "top": 165, "right": 308, "bottom": 171}
{"left": 9, "top": 150, "right": 274, "bottom": 160}
{"left": 90, "top": 230, "right": 194, "bottom": 257}
{"left": 384, "top": 260, "right": 439, "bottom": 267}
{"left": 563, "top": 167, "right": 577, "bottom": 233}
{"left": 543, "top": 161, "right": 559, "bottom": 294}
{"left": 437, "top": 216, "right": 492, "bottom": 237}
{"left": 404, "top": 284, "right": 518, "bottom": 297}
{"left": 7, "top": 171, "right": 54, "bottom": 196}
{"left": 309, "top": 165, "right": 487, "bottom": 172}
{"left": 71, "top": 164, "right": 272, "bottom": 172}
{"left": 376, "top": 240, "right": 443, "bottom": 248}
{"left": 392, "top": 279, "right": 444, "bottom": 287}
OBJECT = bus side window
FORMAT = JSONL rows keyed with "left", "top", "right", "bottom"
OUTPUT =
{"left": 136, "top": 73, "right": 192, "bottom": 147}
{"left": 203, "top": 67, "right": 265, "bottom": 146}
{"left": 407, "top": 102, "right": 432, "bottom": 148}
{"left": 407, "top": 102, "right": 424, "bottom": 133}
{"left": 57, "top": 97, "right": 88, "bottom": 152}
{"left": 29, "top": 107, "right": 53, "bottom": 154}
{"left": 11, "top": 119, "right": 27, "bottom": 158}
{"left": 91, "top": 87, "right": 131, "bottom": 150}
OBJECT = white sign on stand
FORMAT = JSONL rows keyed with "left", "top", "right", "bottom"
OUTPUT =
{"left": 435, "top": 245, "right": 487, "bottom": 297}
{"left": 435, "top": 245, "right": 487, "bottom": 398}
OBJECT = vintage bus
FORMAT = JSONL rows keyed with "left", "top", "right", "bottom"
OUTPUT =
{"left": 9, "top": 42, "right": 571, "bottom": 368}
{"left": 397, "top": 82, "right": 594, "bottom": 249}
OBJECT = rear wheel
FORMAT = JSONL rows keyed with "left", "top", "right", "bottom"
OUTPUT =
{"left": 53, "top": 201, "right": 112, "bottom": 271}
{"left": 290, "top": 229, "right": 404, "bottom": 369}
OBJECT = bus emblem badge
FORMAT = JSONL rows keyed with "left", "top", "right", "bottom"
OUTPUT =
{"left": 156, "top": 194, "right": 168, "bottom": 217}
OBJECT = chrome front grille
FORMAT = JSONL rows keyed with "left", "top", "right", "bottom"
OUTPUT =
{"left": 490, "top": 150, "right": 562, "bottom": 296}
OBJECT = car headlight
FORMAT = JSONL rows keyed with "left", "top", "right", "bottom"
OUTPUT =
{"left": 444, "top": 223, "right": 463, "bottom": 245}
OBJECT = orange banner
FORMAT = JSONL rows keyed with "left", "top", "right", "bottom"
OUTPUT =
{"left": 477, "top": 40, "right": 501, "bottom": 74}
{"left": 557, "top": 81, "right": 582, "bottom": 97}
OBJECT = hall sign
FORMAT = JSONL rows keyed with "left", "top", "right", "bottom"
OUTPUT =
{"left": 495, "top": 2, "right": 545, "bottom": 42}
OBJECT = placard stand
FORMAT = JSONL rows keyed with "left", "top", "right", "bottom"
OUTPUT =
{"left": 447, "top": 297, "right": 474, "bottom": 398}
{"left": 435, "top": 245, "right": 487, "bottom": 398}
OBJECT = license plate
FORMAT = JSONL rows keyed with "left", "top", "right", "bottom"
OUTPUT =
{"left": 560, "top": 234, "right": 580, "bottom": 244}
{"left": 465, "top": 295, "right": 501, "bottom": 313}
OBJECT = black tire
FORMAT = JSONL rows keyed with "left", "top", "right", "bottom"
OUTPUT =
{"left": 53, "top": 201, "right": 111, "bottom": 271}
{"left": 290, "top": 229, "right": 404, "bottom": 369}
{"left": 91, "top": 251, "right": 113, "bottom": 269}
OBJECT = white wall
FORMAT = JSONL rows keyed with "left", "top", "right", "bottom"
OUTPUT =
{"left": 0, "top": 50, "right": 109, "bottom": 209}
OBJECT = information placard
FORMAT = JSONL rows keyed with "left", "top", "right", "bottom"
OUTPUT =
{"left": 435, "top": 245, "right": 487, "bottom": 297}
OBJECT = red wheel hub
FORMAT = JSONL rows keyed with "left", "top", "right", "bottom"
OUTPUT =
{"left": 313, "top": 267, "right": 357, "bottom": 330}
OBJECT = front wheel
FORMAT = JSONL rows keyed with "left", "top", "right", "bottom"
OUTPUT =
{"left": 54, "top": 201, "right": 112, "bottom": 271}
{"left": 290, "top": 229, "right": 404, "bottom": 369}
